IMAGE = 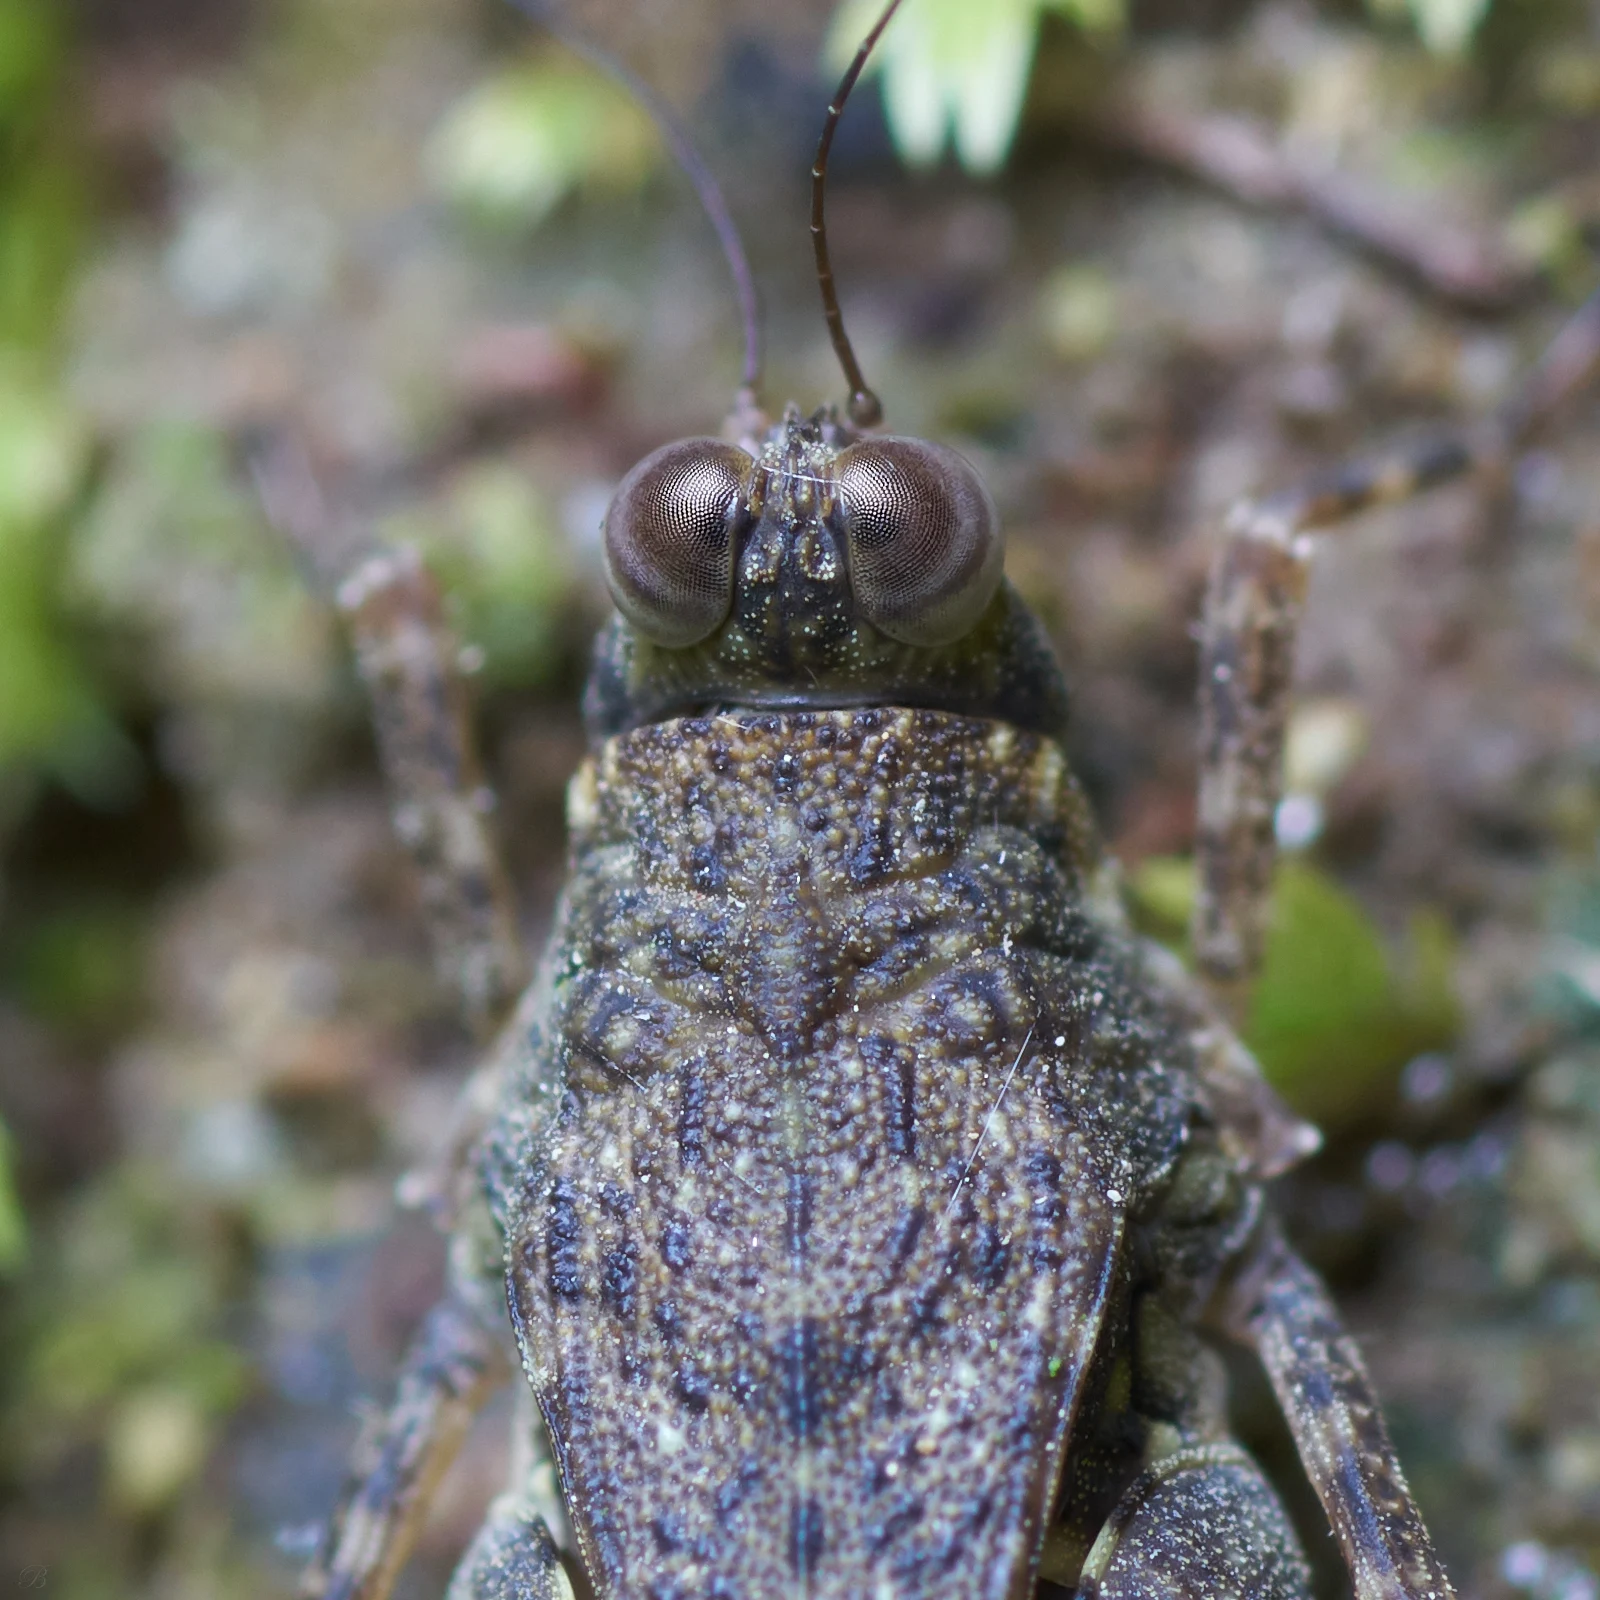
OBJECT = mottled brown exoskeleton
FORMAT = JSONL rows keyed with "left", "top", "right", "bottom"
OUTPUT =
{"left": 297, "top": 3, "right": 1600, "bottom": 1599}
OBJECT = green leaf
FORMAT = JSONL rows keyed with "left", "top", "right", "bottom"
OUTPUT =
{"left": 825, "top": 0, "right": 1122, "bottom": 176}
{"left": 428, "top": 55, "right": 660, "bottom": 229}
{"left": 1246, "top": 862, "right": 1458, "bottom": 1130}
{"left": 0, "top": 153, "right": 84, "bottom": 351}
{"left": 0, "top": 1, "right": 100, "bottom": 791}
{"left": 0, "top": 0, "right": 64, "bottom": 116}
{"left": 385, "top": 464, "right": 577, "bottom": 689}
{"left": 0, "top": 370, "right": 106, "bottom": 782}
{"left": 0, "top": 368, "right": 89, "bottom": 526}
{"left": 1366, "top": 0, "right": 1495, "bottom": 54}
{"left": 1127, "top": 856, "right": 1459, "bottom": 1131}
{"left": 0, "top": 1117, "right": 26, "bottom": 1274}
{"left": 0, "top": 0, "right": 82, "bottom": 353}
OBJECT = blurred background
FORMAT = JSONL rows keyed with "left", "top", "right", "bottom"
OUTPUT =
{"left": 0, "top": 0, "right": 1598, "bottom": 1594}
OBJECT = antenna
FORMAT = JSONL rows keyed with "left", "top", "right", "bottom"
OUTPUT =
{"left": 811, "top": 0, "right": 905, "bottom": 429}
{"left": 502, "top": 0, "right": 762, "bottom": 403}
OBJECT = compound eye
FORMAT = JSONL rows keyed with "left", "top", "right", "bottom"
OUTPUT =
{"left": 603, "top": 439, "right": 752, "bottom": 647}
{"left": 835, "top": 437, "right": 1004, "bottom": 647}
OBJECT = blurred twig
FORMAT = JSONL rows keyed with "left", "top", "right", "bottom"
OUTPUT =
{"left": 1071, "top": 93, "right": 1539, "bottom": 312}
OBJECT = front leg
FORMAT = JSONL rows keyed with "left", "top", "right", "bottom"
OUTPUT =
{"left": 1221, "top": 1226, "right": 1454, "bottom": 1600}
{"left": 302, "top": 971, "right": 570, "bottom": 1600}
{"left": 446, "top": 1506, "right": 571, "bottom": 1600}
{"left": 246, "top": 427, "right": 528, "bottom": 1042}
{"left": 338, "top": 548, "right": 528, "bottom": 1039}
{"left": 263, "top": 505, "right": 556, "bottom": 1596}
{"left": 1075, "top": 1440, "right": 1312, "bottom": 1600}
{"left": 445, "top": 1385, "right": 574, "bottom": 1600}
{"left": 1191, "top": 283, "right": 1600, "bottom": 1023}
{"left": 304, "top": 1287, "right": 511, "bottom": 1600}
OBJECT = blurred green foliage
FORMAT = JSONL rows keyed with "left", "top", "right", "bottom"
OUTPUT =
{"left": 1129, "top": 856, "right": 1461, "bottom": 1131}
{"left": 826, "top": 0, "right": 1123, "bottom": 175}
{"left": 72, "top": 421, "right": 335, "bottom": 710}
{"left": 385, "top": 463, "right": 579, "bottom": 690}
{"left": 4, "top": 903, "right": 147, "bottom": 1035}
{"left": 825, "top": 0, "right": 1513, "bottom": 178}
{"left": 1246, "top": 862, "right": 1459, "bottom": 1129}
{"left": 428, "top": 52, "right": 660, "bottom": 230}
{"left": 1543, "top": 850, "right": 1600, "bottom": 1036}
{"left": 9, "top": 1167, "right": 252, "bottom": 1515}
{"left": 0, "top": 0, "right": 104, "bottom": 799}
{"left": 0, "top": 379, "right": 101, "bottom": 786}
{"left": 0, "top": 0, "right": 82, "bottom": 351}
{"left": 0, "top": 1119, "right": 23, "bottom": 1274}
{"left": 1367, "top": 0, "right": 1491, "bottom": 55}
{"left": 0, "top": 0, "right": 98, "bottom": 1287}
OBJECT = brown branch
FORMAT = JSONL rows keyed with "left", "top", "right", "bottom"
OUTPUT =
{"left": 1075, "top": 95, "right": 1539, "bottom": 313}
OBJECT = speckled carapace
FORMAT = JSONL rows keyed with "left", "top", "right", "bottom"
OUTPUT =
{"left": 437, "top": 404, "right": 1446, "bottom": 1600}
{"left": 513, "top": 702, "right": 1150, "bottom": 1596}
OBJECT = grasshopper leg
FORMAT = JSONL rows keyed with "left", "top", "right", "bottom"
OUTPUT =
{"left": 337, "top": 547, "right": 528, "bottom": 1040}
{"left": 335, "top": 548, "right": 532, "bottom": 1222}
{"left": 1221, "top": 1227, "right": 1455, "bottom": 1600}
{"left": 290, "top": 542, "right": 549, "bottom": 1597}
{"left": 444, "top": 1382, "right": 573, "bottom": 1600}
{"left": 303, "top": 1289, "right": 511, "bottom": 1600}
{"left": 1075, "top": 1440, "right": 1312, "bottom": 1600}
{"left": 446, "top": 1509, "right": 571, "bottom": 1600}
{"left": 1191, "top": 284, "right": 1600, "bottom": 1024}
{"left": 247, "top": 425, "right": 528, "bottom": 1041}
{"left": 300, "top": 998, "right": 568, "bottom": 1600}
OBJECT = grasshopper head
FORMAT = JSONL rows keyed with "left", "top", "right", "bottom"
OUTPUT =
{"left": 575, "top": 0, "right": 1064, "bottom": 739}
{"left": 586, "top": 407, "right": 1066, "bottom": 739}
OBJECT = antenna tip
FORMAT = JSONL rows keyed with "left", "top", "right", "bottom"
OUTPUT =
{"left": 848, "top": 389, "right": 883, "bottom": 428}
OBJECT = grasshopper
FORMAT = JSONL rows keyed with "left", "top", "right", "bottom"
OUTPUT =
{"left": 300, "top": 2, "right": 1600, "bottom": 1596}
